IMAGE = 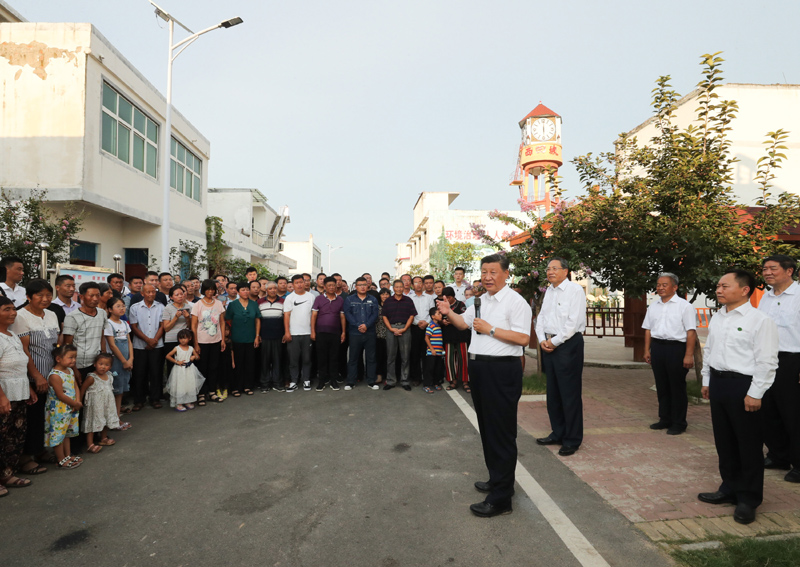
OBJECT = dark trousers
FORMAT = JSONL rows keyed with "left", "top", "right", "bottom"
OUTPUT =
{"left": 288, "top": 335, "right": 312, "bottom": 384}
{"left": 196, "top": 341, "right": 221, "bottom": 395}
{"left": 23, "top": 394, "right": 46, "bottom": 455}
{"left": 316, "top": 332, "right": 340, "bottom": 386}
{"left": 469, "top": 357, "right": 523, "bottom": 506}
{"left": 260, "top": 338, "right": 282, "bottom": 388}
{"left": 376, "top": 337, "right": 387, "bottom": 378}
{"left": 232, "top": 342, "right": 256, "bottom": 392}
{"left": 709, "top": 369, "right": 765, "bottom": 507}
{"left": 132, "top": 348, "right": 164, "bottom": 405}
{"left": 762, "top": 351, "right": 800, "bottom": 468}
{"left": 650, "top": 340, "right": 689, "bottom": 430}
{"left": 348, "top": 331, "right": 376, "bottom": 385}
{"left": 164, "top": 341, "right": 179, "bottom": 380}
{"left": 424, "top": 355, "right": 444, "bottom": 387}
{"left": 541, "top": 334, "right": 584, "bottom": 448}
{"left": 339, "top": 332, "right": 349, "bottom": 380}
{"left": 409, "top": 325, "right": 426, "bottom": 383}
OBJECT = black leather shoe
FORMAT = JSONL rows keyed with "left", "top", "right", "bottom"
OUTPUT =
{"left": 764, "top": 457, "right": 791, "bottom": 470}
{"left": 649, "top": 421, "right": 670, "bottom": 430}
{"left": 536, "top": 436, "right": 562, "bottom": 446}
{"left": 469, "top": 501, "right": 512, "bottom": 517}
{"left": 402, "top": 385, "right": 412, "bottom": 391}
{"left": 383, "top": 384, "right": 394, "bottom": 391}
{"left": 474, "top": 481, "right": 491, "bottom": 493}
{"left": 784, "top": 469, "right": 800, "bottom": 483}
{"left": 733, "top": 502, "right": 755, "bottom": 524}
{"left": 697, "top": 491, "right": 737, "bottom": 505}
{"left": 666, "top": 428, "right": 685, "bottom": 436}
{"left": 558, "top": 446, "right": 579, "bottom": 456}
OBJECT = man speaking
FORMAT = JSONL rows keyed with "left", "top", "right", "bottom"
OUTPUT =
{"left": 437, "top": 254, "right": 532, "bottom": 517}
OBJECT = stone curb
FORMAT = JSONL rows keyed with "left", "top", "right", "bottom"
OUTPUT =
{"left": 525, "top": 347, "right": 650, "bottom": 370}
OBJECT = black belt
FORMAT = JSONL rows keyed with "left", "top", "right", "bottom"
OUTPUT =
{"left": 710, "top": 368, "right": 752, "bottom": 380}
{"left": 469, "top": 354, "right": 520, "bottom": 362}
{"left": 651, "top": 338, "right": 686, "bottom": 345}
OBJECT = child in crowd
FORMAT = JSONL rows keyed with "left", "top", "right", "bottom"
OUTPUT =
{"left": 165, "top": 329, "right": 204, "bottom": 412}
{"left": 81, "top": 353, "right": 120, "bottom": 453}
{"left": 45, "top": 344, "right": 82, "bottom": 469}
{"left": 104, "top": 297, "right": 133, "bottom": 428}
{"left": 423, "top": 307, "right": 445, "bottom": 393}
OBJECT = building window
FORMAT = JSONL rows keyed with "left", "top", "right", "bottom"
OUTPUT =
{"left": 170, "top": 138, "right": 202, "bottom": 202}
{"left": 70, "top": 240, "right": 98, "bottom": 266}
{"left": 101, "top": 82, "right": 159, "bottom": 179}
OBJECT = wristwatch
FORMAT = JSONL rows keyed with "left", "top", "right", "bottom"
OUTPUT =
{"left": 489, "top": 326, "right": 496, "bottom": 337}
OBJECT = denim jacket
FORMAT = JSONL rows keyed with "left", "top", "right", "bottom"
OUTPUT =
{"left": 344, "top": 294, "right": 379, "bottom": 332}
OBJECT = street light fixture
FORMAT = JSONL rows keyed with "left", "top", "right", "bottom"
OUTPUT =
{"left": 150, "top": 1, "right": 243, "bottom": 272}
{"left": 327, "top": 243, "right": 343, "bottom": 274}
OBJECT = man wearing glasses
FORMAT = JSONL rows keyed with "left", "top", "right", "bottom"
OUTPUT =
{"left": 343, "top": 277, "right": 380, "bottom": 390}
{"left": 534, "top": 257, "right": 586, "bottom": 457}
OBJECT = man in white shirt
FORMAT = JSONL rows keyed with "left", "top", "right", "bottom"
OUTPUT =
{"left": 284, "top": 274, "right": 314, "bottom": 391}
{"left": 438, "top": 254, "right": 532, "bottom": 518}
{"left": 642, "top": 273, "right": 697, "bottom": 435}
{"left": 534, "top": 257, "right": 587, "bottom": 456}
{"left": 758, "top": 255, "right": 800, "bottom": 483}
{"left": 1, "top": 256, "right": 26, "bottom": 308}
{"left": 699, "top": 269, "right": 778, "bottom": 525}
{"left": 409, "top": 276, "right": 435, "bottom": 386}
{"left": 52, "top": 274, "right": 79, "bottom": 315}
{"left": 448, "top": 266, "right": 470, "bottom": 302}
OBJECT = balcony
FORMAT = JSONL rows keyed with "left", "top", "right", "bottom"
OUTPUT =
{"left": 252, "top": 229, "right": 275, "bottom": 249}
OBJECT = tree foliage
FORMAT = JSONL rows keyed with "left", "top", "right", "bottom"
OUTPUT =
{"left": 0, "top": 189, "right": 86, "bottom": 282}
{"left": 169, "top": 239, "right": 207, "bottom": 279}
{"left": 428, "top": 230, "right": 477, "bottom": 281}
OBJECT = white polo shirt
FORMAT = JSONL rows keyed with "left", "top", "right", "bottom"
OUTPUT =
{"left": 462, "top": 284, "right": 532, "bottom": 357}
{"left": 757, "top": 281, "right": 800, "bottom": 353}
{"left": 448, "top": 282, "right": 470, "bottom": 302}
{"left": 642, "top": 294, "right": 697, "bottom": 341}
{"left": 534, "top": 279, "right": 586, "bottom": 347}
{"left": 0, "top": 282, "right": 26, "bottom": 308}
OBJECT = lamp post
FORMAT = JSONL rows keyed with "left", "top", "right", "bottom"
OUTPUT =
{"left": 38, "top": 242, "right": 49, "bottom": 279}
{"left": 326, "top": 244, "right": 342, "bottom": 274}
{"left": 150, "top": 1, "right": 243, "bottom": 272}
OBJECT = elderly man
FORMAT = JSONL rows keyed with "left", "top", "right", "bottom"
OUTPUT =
{"left": 258, "top": 281, "right": 285, "bottom": 392}
{"left": 408, "top": 276, "right": 434, "bottom": 386}
{"left": 129, "top": 284, "right": 165, "bottom": 410}
{"left": 642, "top": 272, "right": 697, "bottom": 435}
{"left": 698, "top": 269, "right": 778, "bottom": 525}
{"left": 437, "top": 253, "right": 532, "bottom": 517}
{"left": 382, "top": 280, "right": 417, "bottom": 390}
{"left": 758, "top": 255, "right": 800, "bottom": 483}
{"left": 535, "top": 257, "right": 586, "bottom": 456}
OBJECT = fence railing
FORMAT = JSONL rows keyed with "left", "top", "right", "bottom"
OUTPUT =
{"left": 582, "top": 306, "right": 717, "bottom": 337}
{"left": 252, "top": 229, "right": 275, "bottom": 249}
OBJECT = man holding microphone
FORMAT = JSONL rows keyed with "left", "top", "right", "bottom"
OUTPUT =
{"left": 437, "top": 254, "right": 532, "bottom": 517}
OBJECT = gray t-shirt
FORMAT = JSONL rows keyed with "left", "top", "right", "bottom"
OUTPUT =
{"left": 63, "top": 308, "right": 108, "bottom": 369}
{"left": 162, "top": 301, "right": 195, "bottom": 343}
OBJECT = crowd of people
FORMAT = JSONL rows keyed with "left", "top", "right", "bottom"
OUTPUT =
{"left": 0, "top": 255, "right": 486, "bottom": 498}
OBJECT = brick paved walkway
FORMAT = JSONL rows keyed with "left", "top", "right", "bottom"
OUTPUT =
{"left": 517, "top": 364, "right": 800, "bottom": 542}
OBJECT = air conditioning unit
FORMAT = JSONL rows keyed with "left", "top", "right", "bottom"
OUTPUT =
{"left": 278, "top": 243, "right": 284, "bottom": 252}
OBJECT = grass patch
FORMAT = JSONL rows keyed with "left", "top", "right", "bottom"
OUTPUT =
{"left": 672, "top": 536, "right": 800, "bottom": 567}
{"left": 686, "top": 379, "right": 703, "bottom": 400}
{"left": 522, "top": 372, "right": 547, "bottom": 395}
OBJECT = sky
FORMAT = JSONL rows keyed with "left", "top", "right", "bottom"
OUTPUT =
{"left": 18, "top": 0, "right": 800, "bottom": 280}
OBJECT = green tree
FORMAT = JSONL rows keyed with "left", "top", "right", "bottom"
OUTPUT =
{"left": 205, "top": 216, "right": 226, "bottom": 276}
{"left": 0, "top": 189, "right": 86, "bottom": 282}
{"left": 428, "top": 230, "right": 478, "bottom": 281}
{"left": 169, "top": 239, "right": 207, "bottom": 279}
{"left": 223, "top": 258, "right": 277, "bottom": 283}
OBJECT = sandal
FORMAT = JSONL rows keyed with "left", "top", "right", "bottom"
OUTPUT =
{"left": 209, "top": 393, "right": 223, "bottom": 403}
{"left": 244, "top": 389, "right": 254, "bottom": 396}
{"left": 175, "top": 405, "right": 187, "bottom": 412}
{"left": 463, "top": 383, "right": 471, "bottom": 393}
{"left": 116, "top": 422, "right": 132, "bottom": 431}
{"left": 97, "top": 438, "right": 116, "bottom": 447}
{"left": 20, "top": 462, "right": 48, "bottom": 475}
{"left": 423, "top": 387, "right": 435, "bottom": 394}
{"left": 2, "top": 476, "right": 32, "bottom": 488}
{"left": 132, "top": 404, "right": 143, "bottom": 412}
{"left": 121, "top": 407, "right": 132, "bottom": 414}
{"left": 70, "top": 455, "right": 83, "bottom": 464}
{"left": 87, "top": 444, "right": 102, "bottom": 454}
{"left": 231, "top": 391, "right": 241, "bottom": 398}
{"left": 197, "top": 395, "right": 206, "bottom": 407}
{"left": 446, "top": 383, "right": 457, "bottom": 391}
{"left": 58, "top": 457, "right": 81, "bottom": 469}
{"left": 434, "top": 385, "right": 442, "bottom": 391}
{"left": 185, "top": 403, "right": 195, "bottom": 410}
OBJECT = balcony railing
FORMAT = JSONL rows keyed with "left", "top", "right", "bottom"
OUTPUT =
{"left": 252, "top": 229, "right": 275, "bottom": 249}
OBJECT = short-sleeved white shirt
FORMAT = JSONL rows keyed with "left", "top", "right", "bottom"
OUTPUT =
{"left": 462, "top": 285, "right": 532, "bottom": 357}
{"left": 642, "top": 294, "right": 697, "bottom": 341}
{"left": 283, "top": 292, "right": 313, "bottom": 336}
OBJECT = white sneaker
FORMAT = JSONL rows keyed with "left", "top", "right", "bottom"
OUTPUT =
{"left": 287, "top": 383, "right": 298, "bottom": 392}
{"left": 344, "top": 385, "right": 353, "bottom": 391}
{"left": 303, "top": 381, "right": 311, "bottom": 391}
{"left": 368, "top": 384, "right": 379, "bottom": 390}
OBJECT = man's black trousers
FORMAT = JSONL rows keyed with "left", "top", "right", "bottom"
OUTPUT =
{"left": 762, "top": 351, "right": 800, "bottom": 468}
{"left": 315, "top": 332, "right": 340, "bottom": 387}
{"left": 650, "top": 339, "right": 689, "bottom": 430}
{"left": 541, "top": 334, "right": 584, "bottom": 448}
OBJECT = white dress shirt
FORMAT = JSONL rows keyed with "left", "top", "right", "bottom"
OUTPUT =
{"left": 53, "top": 296, "right": 80, "bottom": 315}
{"left": 462, "top": 284, "right": 532, "bottom": 357}
{"left": 0, "top": 282, "right": 27, "bottom": 308}
{"left": 534, "top": 279, "right": 586, "bottom": 347}
{"left": 409, "top": 291, "right": 434, "bottom": 325}
{"left": 448, "top": 282, "right": 470, "bottom": 302}
{"left": 757, "top": 281, "right": 800, "bottom": 353}
{"left": 641, "top": 294, "right": 697, "bottom": 341}
{"left": 701, "top": 302, "right": 778, "bottom": 399}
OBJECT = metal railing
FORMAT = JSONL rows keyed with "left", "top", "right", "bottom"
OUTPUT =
{"left": 584, "top": 307, "right": 625, "bottom": 337}
{"left": 252, "top": 229, "right": 275, "bottom": 249}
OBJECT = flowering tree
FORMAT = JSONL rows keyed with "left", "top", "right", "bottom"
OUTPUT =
{"left": 0, "top": 189, "right": 85, "bottom": 282}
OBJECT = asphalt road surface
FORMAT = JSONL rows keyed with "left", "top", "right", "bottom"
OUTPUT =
{"left": 2, "top": 385, "right": 674, "bottom": 567}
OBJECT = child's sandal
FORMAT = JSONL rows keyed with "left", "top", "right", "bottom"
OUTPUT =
{"left": 197, "top": 395, "right": 206, "bottom": 407}
{"left": 97, "top": 438, "right": 116, "bottom": 447}
{"left": 423, "top": 387, "right": 435, "bottom": 394}
{"left": 87, "top": 444, "right": 102, "bottom": 454}
{"left": 57, "top": 457, "right": 81, "bottom": 469}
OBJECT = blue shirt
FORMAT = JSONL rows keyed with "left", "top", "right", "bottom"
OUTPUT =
{"left": 128, "top": 300, "right": 165, "bottom": 349}
{"left": 343, "top": 293, "right": 380, "bottom": 332}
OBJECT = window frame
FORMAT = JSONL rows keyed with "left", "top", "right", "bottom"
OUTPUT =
{"left": 100, "top": 82, "right": 159, "bottom": 180}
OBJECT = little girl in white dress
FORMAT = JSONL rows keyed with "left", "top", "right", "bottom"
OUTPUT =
{"left": 81, "top": 353, "right": 120, "bottom": 453}
{"left": 165, "top": 329, "right": 205, "bottom": 412}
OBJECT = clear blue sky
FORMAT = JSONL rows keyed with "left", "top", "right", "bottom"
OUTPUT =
{"left": 19, "top": 0, "right": 800, "bottom": 280}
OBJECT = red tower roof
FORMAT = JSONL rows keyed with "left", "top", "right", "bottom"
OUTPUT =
{"left": 519, "top": 103, "right": 560, "bottom": 126}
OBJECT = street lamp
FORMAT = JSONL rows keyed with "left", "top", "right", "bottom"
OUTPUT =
{"left": 150, "top": 1, "right": 243, "bottom": 272}
{"left": 326, "top": 243, "right": 342, "bottom": 274}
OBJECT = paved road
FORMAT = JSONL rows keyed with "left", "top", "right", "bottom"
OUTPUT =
{"left": 2, "top": 386, "right": 674, "bottom": 567}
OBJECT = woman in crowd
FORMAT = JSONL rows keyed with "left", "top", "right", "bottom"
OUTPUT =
{"left": 162, "top": 285, "right": 194, "bottom": 401}
{"left": 0, "top": 296, "right": 36, "bottom": 495}
{"left": 97, "top": 282, "right": 114, "bottom": 312}
{"left": 12, "top": 279, "right": 59, "bottom": 474}
{"left": 191, "top": 279, "right": 227, "bottom": 403}
{"left": 375, "top": 288, "right": 391, "bottom": 383}
{"left": 225, "top": 282, "right": 260, "bottom": 397}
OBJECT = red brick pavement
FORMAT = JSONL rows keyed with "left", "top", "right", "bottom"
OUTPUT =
{"left": 518, "top": 366, "right": 800, "bottom": 525}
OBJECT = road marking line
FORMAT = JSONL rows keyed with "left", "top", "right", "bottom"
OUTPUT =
{"left": 448, "top": 390, "right": 611, "bottom": 567}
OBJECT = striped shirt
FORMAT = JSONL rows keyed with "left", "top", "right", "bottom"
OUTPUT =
{"left": 10, "top": 307, "right": 59, "bottom": 378}
{"left": 426, "top": 322, "right": 444, "bottom": 356}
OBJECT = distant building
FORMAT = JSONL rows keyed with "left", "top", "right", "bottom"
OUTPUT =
{"left": 282, "top": 234, "right": 323, "bottom": 276}
{"left": 394, "top": 192, "right": 528, "bottom": 277}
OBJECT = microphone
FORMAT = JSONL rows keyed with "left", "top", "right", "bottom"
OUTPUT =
{"left": 474, "top": 297, "right": 482, "bottom": 335}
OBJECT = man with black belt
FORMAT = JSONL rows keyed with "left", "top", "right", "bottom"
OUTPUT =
{"left": 534, "top": 257, "right": 586, "bottom": 456}
{"left": 758, "top": 255, "right": 800, "bottom": 483}
{"left": 642, "top": 272, "right": 697, "bottom": 435}
{"left": 699, "top": 269, "right": 778, "bottom": 525}
{"left": 437, "top": 254, "right": 532, "bottom": 517}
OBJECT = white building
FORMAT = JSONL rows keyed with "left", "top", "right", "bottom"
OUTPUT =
{"left": 0, "top": 20, "right": 210, "bottom": 279}
{"left": 394, "top": 192, "right": 528, "bottom": 277}
{"left": 206, "top": 188, "right": 295, "bottom": 276}
{"left": 627, "top": 83, "right": 800, "bottom": 205}
{"left": 282, "top": 234, "right": 323, "bottom": 276}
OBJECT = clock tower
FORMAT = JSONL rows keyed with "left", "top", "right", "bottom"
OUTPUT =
{"left": 511, "top": 102, "right": 563, "bottom": 217}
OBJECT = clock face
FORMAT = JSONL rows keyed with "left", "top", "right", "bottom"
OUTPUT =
{"left": 531, "top": 118, "right": 556, "bottom": 141}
